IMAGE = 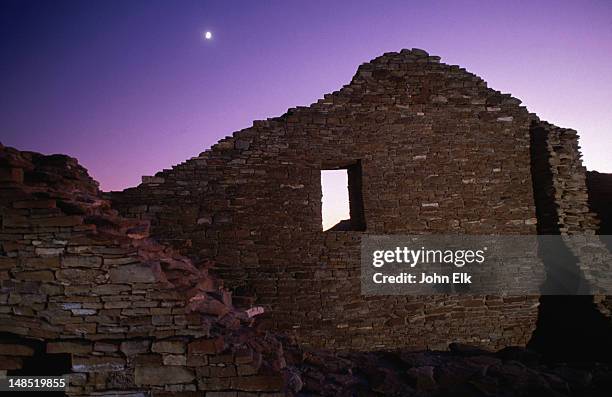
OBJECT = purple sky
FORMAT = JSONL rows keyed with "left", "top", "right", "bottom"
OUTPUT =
{"left": 1, "top": 0, "right": 611, "bottom": 194}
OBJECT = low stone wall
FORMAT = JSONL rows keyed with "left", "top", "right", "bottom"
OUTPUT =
{"left": 0, "top": 144, "right": 287, "bottom": 396}
{"left": 531, "top": 120, "right": 611, "bottom": 290}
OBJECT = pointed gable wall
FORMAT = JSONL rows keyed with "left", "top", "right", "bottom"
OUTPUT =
{"left": 110, "top": 49, "right": 541, "bottom": 350}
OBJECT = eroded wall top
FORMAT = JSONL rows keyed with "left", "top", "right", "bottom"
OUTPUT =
{"left": 110, "top": 48, "right": 542, "bottom": 351}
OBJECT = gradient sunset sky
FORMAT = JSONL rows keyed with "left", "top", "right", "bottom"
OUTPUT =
{"left": 2, "top": 0, "right": 611, "bottom": 200}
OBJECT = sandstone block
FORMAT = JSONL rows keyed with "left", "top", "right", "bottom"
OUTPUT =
{"left": 21, "top": 256, "right": 60, "bottom": 268}
{"left": 15, "top": 270, "right": 55, "bottom": 281}
{"left": 197, "top": 376, "right": 230, "bottom": 391}
{"left": 142, "top": 176, "right": 165, "bottom": 184}
{"left": 237, "top": 364, "right": 259, "bottom": 376}
{"left": 215, "top": 141, "right": 234, "bottom": 150}
{"left": 71, "top": 308, "right": 97, "bottom": 316}
{"left": 0, "top": 343, "right": 35, "bottom": 356}
{"left": 188, "top": 337, "right": 224, "bottom": 355}
{"left": 134, "top": 366, "right": 194, "bottom": 386}
{"left": 64, "top": 322, "right": 97, "bottom": 335}
{"left": 162, "top": 354, "right": 187, "bottom": 366}
{"left": 109, "top": 264, "right": 156, "bottom": 283}
{"left": 47, "top": 340, "right": 92, "bottom": 354}
{"left": 104, "top": 257, "right": 139, "bottom": 265}
{"left": 230, "top": 375, "right": 284, "bottom": 392}
{"left": 235, "top": 140, "right": 250, "bottom": 150}
{"left": 72, "top": 356, "right": 125, "bottom": 372}
{"left": 62, "top": 255, "right": 102, "bottom": 267}
{"left": 152, "top": 339, "right": 185, "bottom": 354}
{"left": 209, "top": 365, "right": 236, "bottom": 377}
{"left": 120, "top": 339, "right": 151, "bottom": 355}
{"left": 94, "top": 341, "right": 118, "bottom": 353}
{"left": 186, "top": 353, "right": 208, "bottom": 366}
{"left": 57, "top": 268, "right": 103, "bottom": 283}
{"left": 133, "top": 353, "right": 163, "bottom": 366}
{"left": 35, "top": 247, "right": 64, "bottom": 256}
{"left": 93, "top": 284, "right": 131, "bottom": 295}
{"left": 65, "top": 372, "right": 87, "bottom": 386}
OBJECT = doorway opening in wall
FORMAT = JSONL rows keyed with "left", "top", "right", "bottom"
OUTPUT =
{"left": 321, "top": 161, "right": 366, "bottom": 231}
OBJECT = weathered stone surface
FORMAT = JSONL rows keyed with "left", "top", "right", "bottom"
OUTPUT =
{"left": 72, "top": 356, "right": 125, "bottom": 372}
{"left": 151, "top": 339, "right": 185, "bottom": 354}
{"left": 0, "top": 343, "right": 35, "bottom": 356}
{"left": 109, "top": 264, "right": 156, "bottom": 283}
{"left": 142, "top": 176, "right": 165, "bottom": 184}
{"left": 188, "top": 337, "right": 224, "bottom": 355}
{"left": 15, "top": 270, "right": 55, "bottom": 281}
{"left": 34, "top": 247, "right": 64, "bottom": 256}
{"left": 62, "top": 255, "right": 102, "bottom": 267}
{"left": 92, "top": 284, "right": 131, "bottom": 295}
{"left": 134, "top": 366, "right": 194, "bottom": 385}
{"left": 162, "top": 354, "right": 187, "bottom": 366}
{"left": 56, "top": 268, "right": 104, "bottom": 283}
{"left": 120, "top": 340, "right": 151, "bottom": 355}
{"left": 21, "top": 256, "right": 61, "bottom": 269}
{"left": 94, "top": 341, "right": 119, "bottom": 353}
{"left": 47, "top": 340, "right": 92, "bottom": 354}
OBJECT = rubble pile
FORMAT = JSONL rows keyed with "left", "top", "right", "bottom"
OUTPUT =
{"left": 292, "top": 344, "right": 612, "bottom": 397}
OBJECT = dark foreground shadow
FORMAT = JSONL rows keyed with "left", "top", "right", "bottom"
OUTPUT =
{"left": 528, "top": 121, "right": 612, "bottom": 363}
{"left": 1, "top": 332, "right": 71, "bottom": 396}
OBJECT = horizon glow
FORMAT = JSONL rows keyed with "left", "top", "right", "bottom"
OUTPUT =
{"left": 322, "top": 170, "right": 350, "bottom": 231}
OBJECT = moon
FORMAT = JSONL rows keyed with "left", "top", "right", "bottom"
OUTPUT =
{"left": 204, "top": 31, "right": 212, "bottom": 40}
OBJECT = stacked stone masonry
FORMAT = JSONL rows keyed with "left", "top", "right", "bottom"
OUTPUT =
{"left": 1, "top": 49, "right": 611, "bottom": 396}
{"left": 109, "top": 49, "right": 609, "bottom": 350}
{"left": 0, "top": 145, "right": 287, "bottom": 395}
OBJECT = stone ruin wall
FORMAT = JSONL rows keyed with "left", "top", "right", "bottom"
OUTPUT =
{"left": 0, "top": 146, "right": 290, "bottom": 396}
{"left": 587, "top": 171, "right": 612, "bottom": 236}
{"left": 529, "top": 120, "right": 600, "bottom": 235}
{"left": 529, "top": 120, "right": 611, "bottom": 316}
{"left": 111, "top": 49, "right": 548, "bottom": 351}
{"left": 585, "top": 170, "right": 612, "bottom": 315}
{"left": 1, "top": 49, "right": 611, "bottom": 396}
